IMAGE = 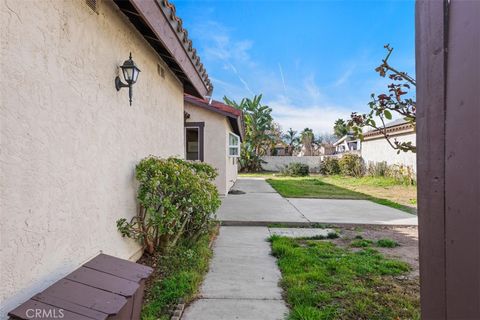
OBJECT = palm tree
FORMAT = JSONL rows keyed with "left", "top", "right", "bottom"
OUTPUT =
{"left": 283, "top": 128, "right": 299, "bottom": 155}
{"left": 300, "top": 128, "right": 315, "bottom": 156}
{"left": 334, "top": 118, "right": 349, "bottom": 138}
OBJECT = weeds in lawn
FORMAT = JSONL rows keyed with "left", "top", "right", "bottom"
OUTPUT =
{"left": 270, "top": 237, "right": 419, "bottom": 320}
{"left": 351, "top": 239, "right": 373, "bottom": 247}
{"left": 376, "top": 238, "right": 399, "bottom": 248}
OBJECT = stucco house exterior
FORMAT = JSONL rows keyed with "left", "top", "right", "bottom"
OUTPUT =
{"left": 0, "top": 0, "right": 212, "bottom": 316}
{"left": 361, "top": 119, "right": 416, "bottom": 171}
{"left": 184, "top": 94, "right": 244, "bottom": 195}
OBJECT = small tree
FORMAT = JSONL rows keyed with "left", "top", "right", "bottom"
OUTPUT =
{"left": 349, "top": 45, "right": 416, "bottom": 153}
{"left": 224, "top": 94, "right": 274, "bottom": 171}
{"left": 333, "top": 119, "right": 349, "bottom": 138}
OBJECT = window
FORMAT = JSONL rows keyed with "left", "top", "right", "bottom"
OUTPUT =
{"left": 228, "top": 133, "right": 240, "bottom": 157}
{"left": 185, "top": 122, "right": 204, "bottom": 161}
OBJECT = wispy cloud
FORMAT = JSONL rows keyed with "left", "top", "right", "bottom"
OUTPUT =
{"left": 267, "top": 96, "right": 351, "bottom": 134}
{"left": 190, "top": 19, "right": 363, "bottom": 134}
{"left": 278, "top": 63, "right": 287, "bottom": 95}
{"left": 333, "top": 65, "right": 355, "bottom": 87}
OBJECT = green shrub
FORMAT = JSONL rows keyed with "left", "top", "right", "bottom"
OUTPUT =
{"left": 339, "top": 154, "right": 365, "bottom": 177}
{"left": 116, "top": 157, "right": 221, "bottom": 254}
{"left": 320, "top": 157, "right": 340, "bottom": 175}
{"left": 282, "top": 162, "right": 309, "bottom": 176}
{"left": 351, "top": 239, "right": 373, "bottom": 247}
{"left": 376, "top": 238, "right": 399, "bottom": 248}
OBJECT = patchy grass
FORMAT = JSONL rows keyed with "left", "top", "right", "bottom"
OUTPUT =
{"left": 351, "top": 239, "right": 373, "bottom": 248}
{"left": 141, "top": 226, "right": 218, "bottom": 320}
{"left": 270, "top": 236, "right": 420, "bottom": 320}
{"left": 376, "top": 238, "right": 399, "bottom": 248}
{"left": 264, "top": 176, "right": 416, "bottom": 214}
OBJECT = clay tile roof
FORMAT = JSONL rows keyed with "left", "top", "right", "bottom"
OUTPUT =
{"left": 184, "top": 94, "right": 242, "bottom": 118}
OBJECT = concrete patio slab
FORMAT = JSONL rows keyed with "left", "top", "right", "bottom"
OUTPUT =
{"left": 231, "top": 177, "right": 277, "bottom": 193}
{"left": 217, "top": 193, "right": 308, "bottom": 223}
{"left": 182, "top": 227, "right": 288, "bottom": 319}
{"left": 269, "top": 227, "right": 336, "bottom": 238}
{"left": 182, "top": 299, "right": 288, "bottom": 320}
{"left": 288, "top": 198, "right": 418, "bottom": 225}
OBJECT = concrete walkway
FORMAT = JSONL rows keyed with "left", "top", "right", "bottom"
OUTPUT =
{"left": 183, "top": 178, "right": 417, "bottom": 319}
{"left": 182, "top": 227, "right": 288, "bottom": 320}
{"left": 218, "top": 178, "right": 417, "bottom": 225}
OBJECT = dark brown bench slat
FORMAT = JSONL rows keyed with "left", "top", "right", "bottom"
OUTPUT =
{"left": 32, "top": 293, "right": 108, "bottom": 320}
{"left": 66, "top": 267, "right": 139, "bottom": 297}
{"left": 83, "top": 254, "right": 153, "bottom": 282}
{"left": 8, "top": 299, "right": 94, "bottom": 320}
{"left": 41, "top": 279, "right": 126, "bottom": 315}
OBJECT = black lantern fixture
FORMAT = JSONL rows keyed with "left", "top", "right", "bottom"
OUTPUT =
{"left": 115, "top": 53, "right": 141, "bottom": 106}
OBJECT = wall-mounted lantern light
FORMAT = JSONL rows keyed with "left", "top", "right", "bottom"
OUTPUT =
{"left": 115, "top": 53, "right": 141, "bottom": 106}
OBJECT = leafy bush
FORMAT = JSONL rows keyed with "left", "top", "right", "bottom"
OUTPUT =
{"left": 376, "top": 238, "right": 399, "bottom": 248}
{"left": 281, "top": 162, "right": 309, "bottom": 177}
{"left": 351, "top": 239, "right": 373, "bottom": 248}
{"left": 116, "top": 157, "right": 221, "bottom": 254}
{"left": 339, "top": 154, "right": 365, "bottom": 177}
{"left": 320, "top": 157, "right": 340, "bottom": 175}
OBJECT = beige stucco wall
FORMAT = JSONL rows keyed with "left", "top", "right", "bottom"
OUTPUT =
{"left": 184, "top": 102, "right": 239, "bottom": 195}
{"left": 361, "top": 133, "right": 417, "bottom": 172}
{"left": 0, "top": 0, "right": 184, "bottom": 315}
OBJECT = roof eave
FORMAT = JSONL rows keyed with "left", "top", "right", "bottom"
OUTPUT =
{"left": 113, "top": 0, "right": 211, "bottom": 98}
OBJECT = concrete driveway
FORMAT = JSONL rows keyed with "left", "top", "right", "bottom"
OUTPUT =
{"left": 218, "top": 178, "right": 418, "bottom": 225}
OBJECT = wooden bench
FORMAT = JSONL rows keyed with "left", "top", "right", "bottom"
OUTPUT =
{"left": 8, "top": 254, "right": 153, "bottom": 320}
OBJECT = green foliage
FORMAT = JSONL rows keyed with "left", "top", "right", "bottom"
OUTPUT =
{"left": 142, "top": 230, "right": 214, "bottom": 320}
{"left": 282, "top": 162, "right": 310, "bottom": 177}
{"left": 270, "top": 237, "right": 418, "bottom": 320}
{"left": 283, "top": 128, "right": 299, "bottom": 155}
{"left": 351, "top": 239, "right": 373, "bottom": 248}
{"left": 319, "top": 157, "right": 340, "bottom": 175}
{"left": 349, "top": 45, "right": 416, "bottom": 153}
{"left": 338, "top": 154, "right": 365, "bottom": 177}
{"left": 333, "top": 118, "right": 349, "bottom": 138}
{"left": 116, "top": 157, "right": 220, "bottom": 254}
{"left": 224, "top": 94, "right": 274, "bottom": 172}
{"left": 300, "top": 128, "right": 315, "bottom": 156}
{"left": 376, "top": 238, "right": 399, "bottom": 248}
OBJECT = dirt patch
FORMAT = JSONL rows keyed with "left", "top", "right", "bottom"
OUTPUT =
{"left": 333, "top": 225, "right": 419, "bottom": 278}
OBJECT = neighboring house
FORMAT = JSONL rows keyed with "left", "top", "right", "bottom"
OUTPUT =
{"left": 361, "top": 119, "right": 416, "bottom": 171}
{"left": 184, "top": 95, "right": 244, "bottom": 195}
{"left": 319, "top": 144, "right": 336, "bottom": 155}
{"left": 333, "top": 134, "right": 361, "bottom": 153}
{"left": 273, "top": 142, "right": 289, "bottom": 156}
{"left": 0, "top": 0, "right": 211, "bottom": 316}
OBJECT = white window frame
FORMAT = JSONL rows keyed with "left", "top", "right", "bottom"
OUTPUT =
{"left": 228, "top": 132, "right": 240, "bottom": 158}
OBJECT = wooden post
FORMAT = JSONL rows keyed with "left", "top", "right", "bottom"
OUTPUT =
{"left": 416, "top": 0, "right": 480, "bottom": 318}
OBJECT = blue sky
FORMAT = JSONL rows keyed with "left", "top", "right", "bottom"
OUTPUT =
{"left": 175, "top": 0, "right": 415, "bottom": 134}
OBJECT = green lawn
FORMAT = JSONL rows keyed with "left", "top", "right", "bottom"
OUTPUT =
{"left": 270, "top": 236, "right": 420, "bottom": 320}
{"left": 258, "top": 175, "right": 416, "bottom": 214}
{"left": 141, "top": 226, "right": 217, "bottom": 320}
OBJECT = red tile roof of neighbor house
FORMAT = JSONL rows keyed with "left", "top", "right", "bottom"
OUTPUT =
{"left": 184, "top": 94, "right": 242, "bottom": 117}
{"left": 184, "top": 94, "right": 245, "bottom": 141}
